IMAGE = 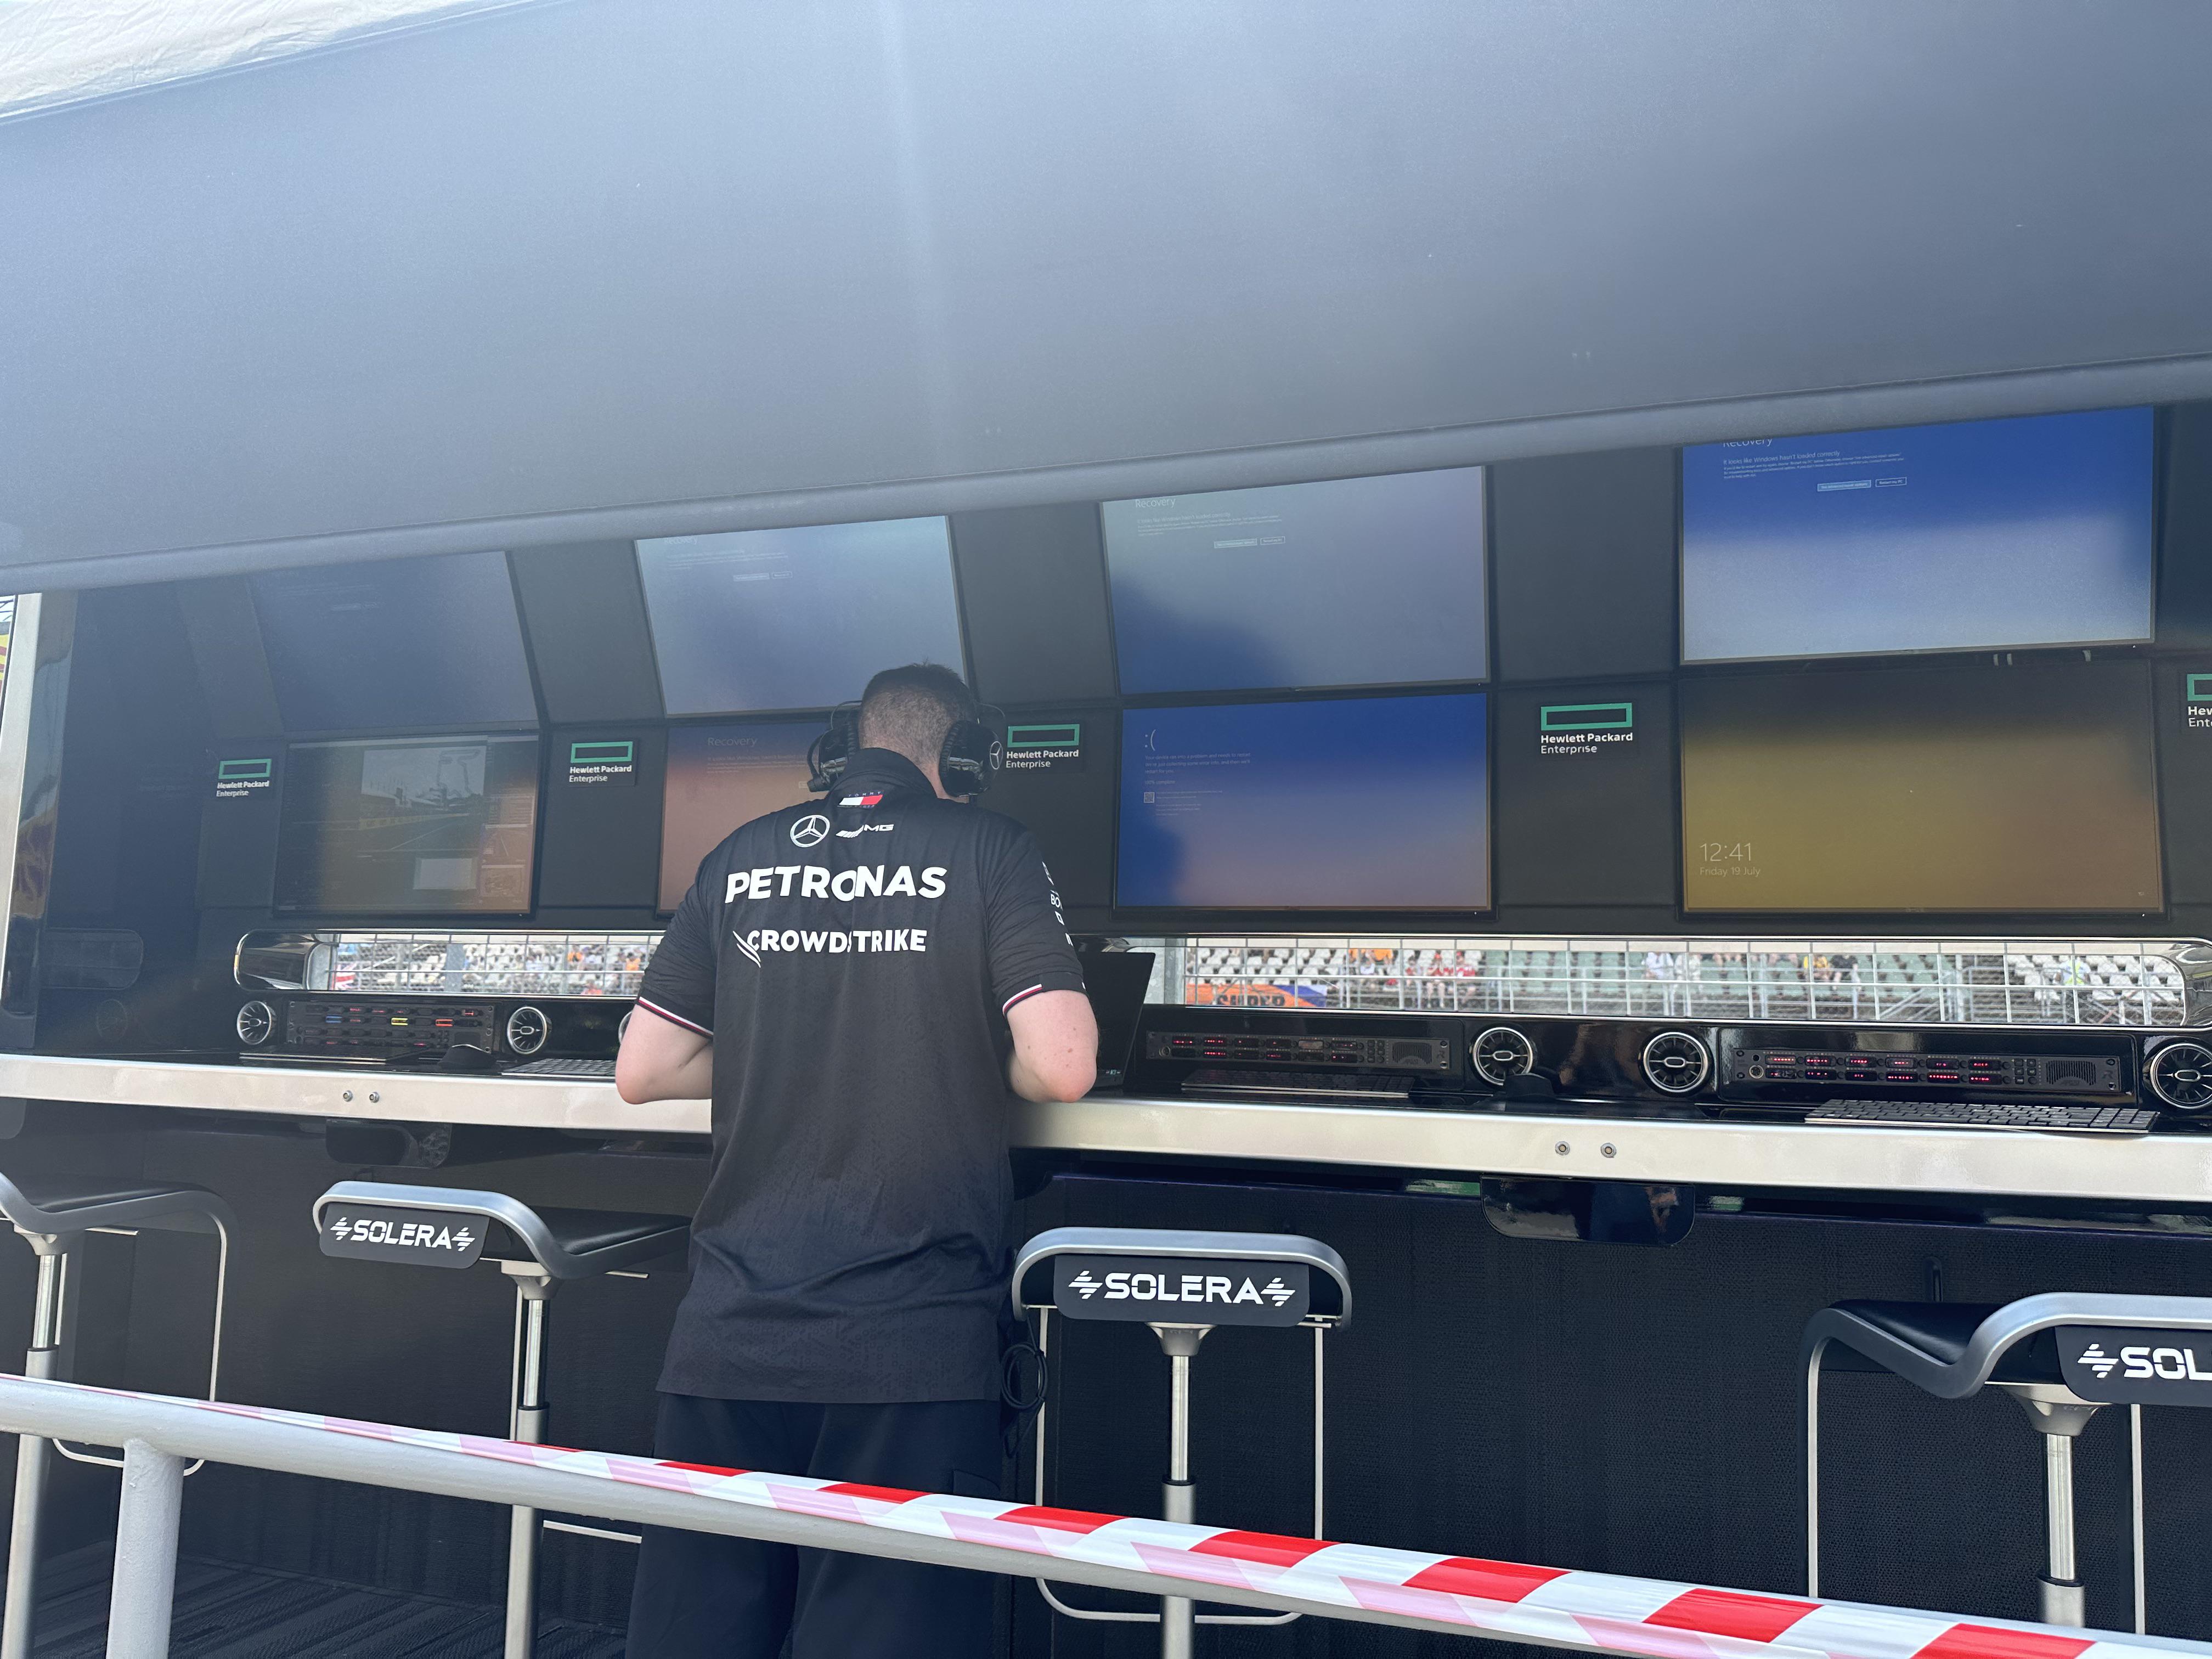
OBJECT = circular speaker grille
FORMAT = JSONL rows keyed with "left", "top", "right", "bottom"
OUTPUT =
{"left": 1642, "top": 1031, "right": 1711, "bottom": 1095}
{"left": 1471, "top": 1026, "right": 1536, "bottom": 1087}
{"left": 235, "top": 1000, "right": 274, "bottom": 1047}
{"left": 505, "top": 1005, "right": 550, "bottom": 1057}
{"left": 2148, "top": 1042, "right": 2212, "bottom": 1110}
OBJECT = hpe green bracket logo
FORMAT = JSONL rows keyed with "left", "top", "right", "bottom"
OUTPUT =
{"left": 216, "top": 759, "right": 272, "bottom": 782}
{"left": 569, "top": 741, "right": 634, "bottom": 766}
{"left": 1539, "top": 703, "right": 1634, "bottom": 732}
{"left": 1007, "top": 723, "right": 1081, "bottom": 749}
{"left": 2189, "top": 676, "right": 2212, "bottom": 703}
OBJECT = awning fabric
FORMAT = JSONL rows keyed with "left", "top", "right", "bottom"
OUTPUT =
{"left": 0, "top": 0, "right": 528, "bottom": 120}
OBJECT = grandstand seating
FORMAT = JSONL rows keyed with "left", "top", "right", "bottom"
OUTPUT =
{"left": 1167, "top": 938, "right": 2193, "bottom": 1026}
{"left": 302, "top": 930, "right": 2194, "bottom": 1028}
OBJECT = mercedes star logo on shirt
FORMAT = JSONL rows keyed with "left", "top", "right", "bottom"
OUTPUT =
{"left": 791, "top": 814, "right": 831, "bottom": 848}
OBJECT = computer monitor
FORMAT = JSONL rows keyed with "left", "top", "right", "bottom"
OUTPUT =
{"left": 273, "top": 734, "right": 540, "bottom": 915}
{"left": 1116, "top": 692, "right": 1489, "bottom": 911}
{"left": 1680, "top": 406, "right": 2154, "bottom": 664}
{"left": 638, "top": 517, "right": 966, "bottom": 715}
{"left": 658, "top": 720, "right": 820, "bottom": 910}
{"left": 1102, "top": 467, "right": 1487, "bottom": 694}
{"left": 251, "top": 550, "right": 539, "bottom": 731}
{"left": 1679, "top": 662, "right": 2162, "bottom": 913}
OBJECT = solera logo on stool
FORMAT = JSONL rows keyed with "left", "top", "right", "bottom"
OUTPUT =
{"left": 2058, "top": 1325, "right": 2212, "bottom": 1404}
{"left": 319, "top": 1205, "right": 489, "bottom": 1269}
{"left": 1051, "top": 1255, "right": 1310, "bottom": 1327}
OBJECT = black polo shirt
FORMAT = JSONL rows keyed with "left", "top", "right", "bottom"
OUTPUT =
{"left": 637, "top": 749, "right": 1087, "bottom": 1403}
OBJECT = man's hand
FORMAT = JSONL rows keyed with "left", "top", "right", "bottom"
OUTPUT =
{"left": 617, "top": 1005, "right": 715, "bottom": 1103}
{"left": 1006, "top": 990, "right": 1097, "bottom": 1103}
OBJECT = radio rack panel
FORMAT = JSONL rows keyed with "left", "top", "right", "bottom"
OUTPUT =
{"left": 1145, "top": 1029, "right": 1452, "bottom": 1073}
{"left": 1730, "top": 1047, "right": 2124, "bottom": 1095}
{"left": 234, "top": 991, "right": 631, "bottom": 1065}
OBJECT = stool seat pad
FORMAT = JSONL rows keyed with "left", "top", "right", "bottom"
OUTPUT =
{"left": 486, "top": 1207, "right": 687, "bottom": 1263}
{"left": 1820, "top": 1300, "right": 2061, "bottom": 1387}
{"left": 1835, "top": 1301, "right": 1998, "bottom": 1365}
{"left": 315, "top": 1181, "right": 687, "bottom": 1277}
{"left": 0, "top": 1172, "right": 234, "bottom": 1235}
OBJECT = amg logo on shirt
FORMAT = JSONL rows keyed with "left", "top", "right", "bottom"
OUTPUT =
{"left": 732, "top": 928, "right": 931, "bottom": 963}
{"left": 726, "top": 865, "right": 948, "bottom": 902}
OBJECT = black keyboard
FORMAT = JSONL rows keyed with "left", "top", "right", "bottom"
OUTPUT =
{"left": 1181, "top": 1068, "right": 1412, "bottom": 1101}
{"left": 1807, "top": 1099, "right": 2159, "bottom": 1136}
{"left": 507, "top": 1057, "right": 617, "bottom": 1078}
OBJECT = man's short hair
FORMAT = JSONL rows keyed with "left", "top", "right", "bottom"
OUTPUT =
{"left": 857, "top": 663, "right": 977, "bottom": 770}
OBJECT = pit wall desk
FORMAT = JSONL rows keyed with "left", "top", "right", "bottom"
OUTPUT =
{"left": 2, "top": 1053, "right": 2209, "bottom": 1207}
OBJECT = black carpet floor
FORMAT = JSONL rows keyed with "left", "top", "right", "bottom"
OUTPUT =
{"left": 27, "top": 1549, "right": 625, "bottom": 1658}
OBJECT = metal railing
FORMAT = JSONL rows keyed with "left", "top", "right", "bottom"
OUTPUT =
{"left": 5, "top": 1374, "right": 2210, "bottom": 1659}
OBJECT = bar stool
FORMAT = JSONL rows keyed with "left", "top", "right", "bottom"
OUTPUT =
{"left": 0, "top": 1171, "right": 234, "bottom": 1659}
{"left": 313, "top": 1180, "right": 687, "bottom": 1659}
{"left": 1013, "top": 1227, "right": 1351, "bottom": 1659}
{"left": 1804, "top": 1291, "right": 2212, "bottom": 1630}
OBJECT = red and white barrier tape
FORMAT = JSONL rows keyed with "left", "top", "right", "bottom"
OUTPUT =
{"left": 45, "top": 1384, "right": 2205, "bottom": 1658}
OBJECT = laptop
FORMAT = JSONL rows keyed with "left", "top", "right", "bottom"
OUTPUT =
{"left": 1081, "top": 951, "right": 1155, "bottom": 1091}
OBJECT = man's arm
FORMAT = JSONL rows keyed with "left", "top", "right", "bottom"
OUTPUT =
{"left": 1006, "top": 989, "right": 1097, "bottom": 1103}
{"left": 617, "top": 1003, "right": 715, "bottom": 1103}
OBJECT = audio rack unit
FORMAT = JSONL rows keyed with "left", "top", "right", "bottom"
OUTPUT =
{"left": 1144, "top": 1029, "right": 1451, "bottom": 1073}
{"left": 232, "top": 992, "right": 631, "bottom": 1066}
{"left": 1730, "top": 1045, "right": 2123, "bottom": 1095}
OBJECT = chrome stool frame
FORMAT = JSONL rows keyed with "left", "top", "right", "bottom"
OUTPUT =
{"left": 314, "top": 1181, "right": 686, "bottom": 1659}
{"left": 0, "top": 1171, "right": 234, "bottom": 1659}
{"left": 1014, "top": 1226, "right": 1352, "bottom": 1659}
{"left": 1804, "top": 1291, "right": 2212, "bottom": 1630}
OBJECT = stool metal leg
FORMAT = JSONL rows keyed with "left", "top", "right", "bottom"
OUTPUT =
{"left": 2041, "top": 1431, "right": 2084, "bottom": 1627}
{"left": 2006, "top": 1390, "right": 2096, "bottom": 1628}
{"left": 1158, "top": 1327, "right": 1204, "bottom": 1659}
{"left": 2130, "top": 1404, "right": 2146, "bottom": 1635}
{"left": 3, "top": 1243, "right": 69, "bottom": 1659}
{"left": 1804, "top": 1336, "right": 1826, "bottom": 1599}
{"left": 505, "top": 1277, "right": 552, "bottom": 1659}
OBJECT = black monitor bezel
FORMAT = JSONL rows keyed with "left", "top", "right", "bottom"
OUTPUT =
{"left": 1674, "top": 654, "right": 2166, "bottom": 918}
{"left": 1675, "top": 404, "right": 2162, "bottom": 670}
{"left": 1108, "top": 683, "right": 1497, "bottom": 918}
{"left": 269, "top": 729, "right": 546, "bottom": 920}
{"left": 1097, "top": 465, "right": 1493, "bottom": 701}
{"left": 634, "top": 516, "right": 973, "bottom": 720}
{"left": 249, "top": 549, "right": 547, "bottom": 738}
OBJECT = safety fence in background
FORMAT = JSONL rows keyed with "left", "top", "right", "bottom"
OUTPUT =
{"left": 2, "top": 1375, "right": 2207, "bottom": 1659}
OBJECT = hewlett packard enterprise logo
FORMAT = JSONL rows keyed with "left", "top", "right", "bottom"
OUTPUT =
{"left": 1538, "top": 703, "right": 1634, "bottom": 759}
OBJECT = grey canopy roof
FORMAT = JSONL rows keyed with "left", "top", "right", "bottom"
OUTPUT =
{"left": 0, "top": 0, "right": 527, "bottom": 121}
{"left": 2, "top": 0, "right": 2210, "bottom": 592}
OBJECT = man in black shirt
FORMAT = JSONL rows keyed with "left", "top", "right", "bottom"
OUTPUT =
{"left": 618, "top": 663, "right": 1097, "bottom": 1658}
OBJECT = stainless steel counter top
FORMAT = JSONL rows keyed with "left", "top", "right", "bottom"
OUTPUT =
{"left": 2, "top": 1052, "right": 2207, "bottom": 1206}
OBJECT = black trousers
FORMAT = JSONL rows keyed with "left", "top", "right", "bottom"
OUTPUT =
{"left": 625, "top": 1393, "right": 1004, "bottom": 1658}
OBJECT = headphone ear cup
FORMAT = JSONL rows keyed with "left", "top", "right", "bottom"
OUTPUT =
{"left": 808, "top": 704, "right": 862, "bottom": 792}
{"left": 939, "top": 716, "right": 999, "bottom": 795}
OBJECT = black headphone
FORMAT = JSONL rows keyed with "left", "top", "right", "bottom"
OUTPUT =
{"left": 806, "top": 704, "right": 862, "bottom": 792}
{"left": 808, "top": 699, "right": 1005, "bottom": 797}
